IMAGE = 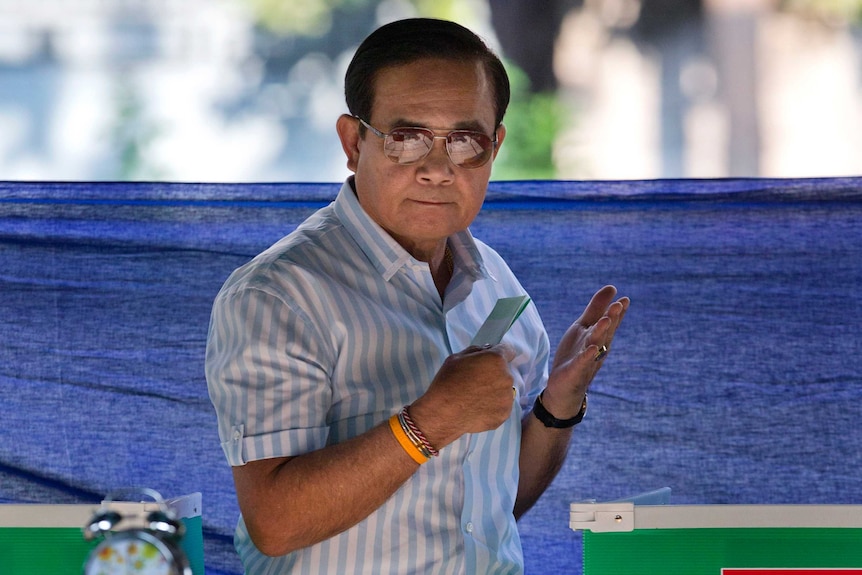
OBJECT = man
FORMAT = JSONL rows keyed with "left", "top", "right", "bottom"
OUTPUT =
{"left": 206, "top": 17, "right": 628, "bottom": 574}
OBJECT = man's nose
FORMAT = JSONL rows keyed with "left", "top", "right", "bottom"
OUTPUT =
{"left": 417, "top": 137, "right": 455, "bottom": 182}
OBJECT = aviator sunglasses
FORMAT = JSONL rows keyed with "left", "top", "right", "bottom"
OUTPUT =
{"left": 356, "top": 117, "right": 498, "bottom": 169}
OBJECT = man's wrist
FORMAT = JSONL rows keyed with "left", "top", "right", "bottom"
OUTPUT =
{"left": 531, "top": 391, "right": 587, "bottom": 428}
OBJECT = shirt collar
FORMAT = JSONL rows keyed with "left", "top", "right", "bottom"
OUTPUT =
{"left": 333, "top": 178, "right": 490, "bottom": 282}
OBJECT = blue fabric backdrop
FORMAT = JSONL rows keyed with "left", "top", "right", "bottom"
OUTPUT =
{"left": 2, "top": 178, "right": 861, "bottom": 574}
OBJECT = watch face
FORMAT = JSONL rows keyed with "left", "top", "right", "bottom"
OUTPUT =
{"left": 85, "top": 531, "right": 175, "bottom": 575}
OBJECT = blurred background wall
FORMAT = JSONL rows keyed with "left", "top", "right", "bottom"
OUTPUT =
{"left": 0, "top": 0, "right": 860, "bottom": 182}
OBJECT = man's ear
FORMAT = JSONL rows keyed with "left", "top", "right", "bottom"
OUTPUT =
{"left": 336, "top": 114, "right": 361, "bottom": 173}
{"left": 492, "top": 123, "right": 507, "bottom": 161}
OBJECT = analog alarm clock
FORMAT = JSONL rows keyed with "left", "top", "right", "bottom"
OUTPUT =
{"left": 82, "top": 488, "right": 192, "bottom": 575}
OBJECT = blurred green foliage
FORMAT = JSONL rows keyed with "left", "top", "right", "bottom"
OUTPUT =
{"left": 241, "top": 0, "right": 566, "bottom": 180}
{"left": 492, "top": 64, "right": 566, "bottom": 181}
{"left": 780, "top": 0, "right": 862, "bottom": 23}
{"left": 111, "top": 81, "right": 166, "bottom": 181}
{"left": 245, "top": 0, "right": 489, "bottom": 35}
{"left": 246, "top": 0, "right": 368, "bottom": 36}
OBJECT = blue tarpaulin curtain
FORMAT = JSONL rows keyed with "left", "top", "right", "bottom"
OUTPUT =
{"left": 2, "top": 178, "right": 861, "bottom": 574}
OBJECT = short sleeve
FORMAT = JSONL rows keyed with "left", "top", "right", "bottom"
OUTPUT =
{"left": 205, "top": 284, "right": 333, "bottom": 466}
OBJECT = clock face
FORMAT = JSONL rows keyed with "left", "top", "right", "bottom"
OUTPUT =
{"left": 84, "top": 532, "right": 175, "bottom": 575}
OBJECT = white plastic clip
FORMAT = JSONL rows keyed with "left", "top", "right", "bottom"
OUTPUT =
{"left": 569, "top": 502, "right": 635, "bottom": 532}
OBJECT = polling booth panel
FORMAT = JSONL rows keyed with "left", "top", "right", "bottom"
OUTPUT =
{"left": 571, "top": 501, "right": 862, "bottom": 575}
{"left": 0, "top": 492, "right": 204, "bottom": 575}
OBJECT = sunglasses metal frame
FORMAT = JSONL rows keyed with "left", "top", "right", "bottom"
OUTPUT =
{"left": 355, "top": 117, "right": 497, "bottom": 169}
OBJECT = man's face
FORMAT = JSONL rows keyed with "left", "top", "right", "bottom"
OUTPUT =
{"left": 339, "top": 57, "right": 505, "bottom": 259}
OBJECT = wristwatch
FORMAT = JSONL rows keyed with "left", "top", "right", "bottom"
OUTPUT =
{"left": 532, "top": 391, "right": 587, "bottom": 428}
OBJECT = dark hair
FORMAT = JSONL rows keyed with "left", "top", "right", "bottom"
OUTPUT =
{"left": 344, "top": 18, "right": 510, "bottom": 128}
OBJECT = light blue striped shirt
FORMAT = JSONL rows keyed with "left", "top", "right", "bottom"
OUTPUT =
{"left": 206, "top": 179, "right": 550, "bottom": 574}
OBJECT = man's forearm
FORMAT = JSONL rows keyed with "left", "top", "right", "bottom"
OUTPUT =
{"left": 233, "top": 420, "right": 420, "bottom": 556}
{"left": 514, "top": 412, "right": 575, "bottom": 519}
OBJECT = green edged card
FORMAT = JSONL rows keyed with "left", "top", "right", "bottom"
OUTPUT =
{"left": 469, "top": 295, "right": 531, "bottom": 347}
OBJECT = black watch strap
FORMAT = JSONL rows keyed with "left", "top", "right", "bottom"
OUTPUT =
{"left": 532, "top": 391, "right": 587, "bottom": 428}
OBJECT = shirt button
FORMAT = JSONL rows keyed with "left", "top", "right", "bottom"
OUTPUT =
{"left": 465, "top": 522, "right": 474, "bottom": 533}
{"left": 233, "top": 430, "right": 241, "bottom": 440}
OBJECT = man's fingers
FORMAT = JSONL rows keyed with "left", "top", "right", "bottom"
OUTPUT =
{"left": 463, "top": 342, "right": 516, "bottom": 361}
{"left": 577, "top": 285, "right": 618, "bottom": 328}
{"left": 599, "top": 297, "right": 630, "bottom": 344}
{"left": 494, "top": 342, "right": 517, "bottom": 362}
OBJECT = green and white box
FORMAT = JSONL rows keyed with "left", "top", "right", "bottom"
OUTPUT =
{"left": 570, "top": 501, "right": 862, "bottom": 575}
{"left": 0, "top": 492, "right": 204, "bottom": 575}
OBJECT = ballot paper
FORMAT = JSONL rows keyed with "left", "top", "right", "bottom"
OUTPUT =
{"left": 469, "top": 295, "right": 531, "bottom": 347}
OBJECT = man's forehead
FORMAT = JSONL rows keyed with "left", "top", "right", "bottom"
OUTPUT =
{"left": 369, "top": 59, "right": 495, "bottom": 126}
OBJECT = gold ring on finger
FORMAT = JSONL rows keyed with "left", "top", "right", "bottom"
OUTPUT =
{"left": 594, "top": 344, "right": 609, "bottom": 362}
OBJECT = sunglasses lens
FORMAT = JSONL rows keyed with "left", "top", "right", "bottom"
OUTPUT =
{"left": 385, "top": 129, "right": 434, "bottom": 165}
{"left": 447, "top": 132, "right": 494, "bottom": 169}
{"left": 382, "top": 127, "right": 494, "bottom": 168}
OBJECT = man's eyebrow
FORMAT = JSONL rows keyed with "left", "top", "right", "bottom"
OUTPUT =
{"left": 390, "top": 118, "right": 491, "bottom": 133}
